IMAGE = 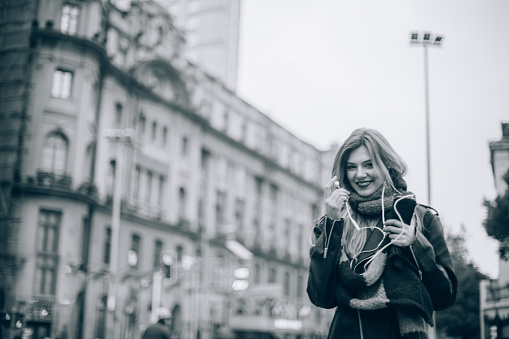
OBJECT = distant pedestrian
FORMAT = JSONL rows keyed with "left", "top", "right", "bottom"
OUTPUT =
{"left": 307, "top": 128, "right": 457, "bottom": 338}
{"left": 142, "top": 307, "right": 172, "bottom": 339}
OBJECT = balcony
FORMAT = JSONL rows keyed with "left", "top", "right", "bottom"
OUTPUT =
{"left": 35, "top": 170, "right": 72, "bottom": 190}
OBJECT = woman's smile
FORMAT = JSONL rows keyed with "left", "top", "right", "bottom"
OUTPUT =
{"left": 356, "top": 180, "right": 373, "bottom": 188}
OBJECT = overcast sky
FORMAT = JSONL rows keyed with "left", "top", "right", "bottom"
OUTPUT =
{"left": 236, "top": 0, "right": 509, "bottom": 278}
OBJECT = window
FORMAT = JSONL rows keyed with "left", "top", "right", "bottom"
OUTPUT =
{"left": 223, "top": 111, "right": 229, "bottom": 132}
{"left": 234, "top": 198, "right": 245, "bottom": 232}
{"left": 179, "top": 187, "right": 187, "bottom": 221}
{"left": 181, "top": 136, "right": 188, "bottom": 156}
{"left": 60, "top": 4, "right": 79, "bottom": 35}
{"left": 106, "top": 160, "right": 116, "bottom": 197}
{"left": 254, "top": 264, "right": 261, "bottom": 284}
{"left": 253, "top": 177, "right": 263, "bottom": 237}
{"left": 131, "top": 234, "right": 141, "bottom": 269}
{"left": 35, "top": 210, "right": 61, "bottom": 296}
{"left": 284, "top": 218, "right": 291, "bottom": 256}
{"left": 152, "top": 121, "right": 157, "bottom": 141}
{"left": 162, "top": 127, "right": 167, "bottom": 146}
{"left": 176, "top": 245, "right": 183, "bottom": 261}
{"left": 269, "top": 184, "right": 278, "bottom": 235}
{"left": 298, "top": 224, "right": 304, "bottom": 259}
{"left": 199, "top": 150, "right": 210, "bottom": 229}
{"left": 94, "top": 295, "right": 107, "bottom": 339}
{"left": 146, "top": 171, "right": 152, "bottom": 203}
{"left": 138, "top": 114, "right": 146, "bottom": 136}
{"left": 268, "top": 267, "right": 276, "bottom": 283}
{"left": 115, "top": 103, "right": 123, "bottom": 127}
{"left": 51, "top": 69, "right": 73, "bottom": 99}
{"left": 103, "top": 227, "right": 111, "bottom": 265}
{"left": 154, "top": 240, "right": 163, "bottom": 268}
{"left": 42, "top": 132, "right": 68, "bottom": 173}
{"left": 297, "top": 274, "right": 304, "bottom": 298}
{"left": 215, "top": 190, "right": 226, "bottom": 228}
{"left": 158, "top": 176, "right": 165, "bottom": 207}
{"left": 284, "top": 271, "right": 290, "bottom": 296}
{"left": 241, "top": 122, "right": 247, "bottom": 141}
{"left": 133, "top": 166, "right": 141, "bottom": 201}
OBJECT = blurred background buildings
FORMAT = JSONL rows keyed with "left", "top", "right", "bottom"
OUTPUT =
{"left": 480, "top": 123, "right": 509, "bottom": 339}
{"left": 0, "top": 0, "right": 337, "bottom": 338}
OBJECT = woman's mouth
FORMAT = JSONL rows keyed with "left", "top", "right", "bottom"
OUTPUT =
{"left": 356, "top": 181, "right": 372, "bottom": 188}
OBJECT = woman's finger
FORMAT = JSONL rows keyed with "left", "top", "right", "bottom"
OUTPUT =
{"left": 384, "top": 219, "right": 404, "bottom": 228}
{"left": 324, "top": 176, "right": 337, "bottom": 198}
{"left": 383, "top": 226, "right": 404, "bottom": 234}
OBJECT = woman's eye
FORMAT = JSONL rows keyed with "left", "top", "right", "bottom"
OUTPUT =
{"left": 347, "top": 165, "right": 355, "bottom": 170}
{"left": 365, "top": 162, "right": 373, "bottom": 168}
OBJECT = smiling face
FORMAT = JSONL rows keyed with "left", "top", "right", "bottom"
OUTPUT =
{"left": 346, "top": 145, "right": 384, "bottom": 197}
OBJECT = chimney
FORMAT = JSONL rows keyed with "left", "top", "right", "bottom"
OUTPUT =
{"left": 502, "top": 122, "right": 509, "bottom": 138}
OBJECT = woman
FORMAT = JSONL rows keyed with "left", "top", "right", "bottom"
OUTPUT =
{"left": 307, "top": 128, "right": 457, "bottom": 339}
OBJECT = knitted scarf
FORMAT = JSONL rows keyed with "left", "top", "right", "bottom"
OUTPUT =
{"left": 337, "top": 194, "right": 434, "bottom": 338}
{"left": 348, "top": 184, "right": 395, "bottom": 216}
{"left": 345, "top": 167, "right": 408, "bottom": 217}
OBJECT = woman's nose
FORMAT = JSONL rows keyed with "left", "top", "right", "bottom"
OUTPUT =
{"left": 356, "top": 167, "right": 366, "bottom": 178}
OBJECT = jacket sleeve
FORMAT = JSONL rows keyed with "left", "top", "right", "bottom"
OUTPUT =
{"left": 306, "top": 216, "right": 344, "bottom": 309}
{"left": 411, "top": 210, "right": 457, "bottom": 311}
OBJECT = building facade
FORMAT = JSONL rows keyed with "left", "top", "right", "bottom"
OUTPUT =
{"left": 156, "top": 0, "right": 241, "bottom": 91}
{"left": 0, "top": 1, "right": 335, "bottom": 338}
{"left": 480, "top": 122, "right": 509, "bottom": 339}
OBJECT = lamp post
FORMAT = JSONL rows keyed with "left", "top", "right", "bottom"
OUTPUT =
{"left": 104, "top": 128, "right": 135, "bottom": 339}
{"left": 410, "top": 32, "right": 443, "bottom": 339}
{"left": 410, "top": 32, "right": 443, "bottom": 206}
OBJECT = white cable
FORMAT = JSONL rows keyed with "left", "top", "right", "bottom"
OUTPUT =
{"left": 362, "top": 194, "right": 415, "bottom": 270}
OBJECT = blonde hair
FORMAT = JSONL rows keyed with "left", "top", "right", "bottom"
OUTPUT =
{"left": 331, "top": 128, "right": 408, "bottom": 259}
{"left": 332, "top": 128, "right": 407, "bottom": 193}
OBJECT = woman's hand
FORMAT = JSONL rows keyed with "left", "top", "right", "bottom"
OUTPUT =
{"left": 324, "top": 176, "right": 350, "bottom": 220}
{"left": 383, "top": 219, "right": 416, "bottom": 247}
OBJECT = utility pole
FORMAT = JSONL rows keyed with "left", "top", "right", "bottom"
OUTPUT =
{"left": 410, "top": 31, "right": 444, "bottom": 339}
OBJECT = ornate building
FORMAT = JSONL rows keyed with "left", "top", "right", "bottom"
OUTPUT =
{"left": 0, "top": 1, "right": 335, "bottom": 338}
{"left": 480, "top": 122, "right": 509, "bottom": 339}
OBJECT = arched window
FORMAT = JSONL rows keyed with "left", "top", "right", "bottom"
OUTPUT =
{"left": 42, "top": 132, "right": 68, "bottom": 173}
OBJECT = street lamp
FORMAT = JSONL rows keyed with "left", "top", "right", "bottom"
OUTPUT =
{"left": 410, "top": 32, "right": 444, "bottom": 206}
{"left": 104, "top": 128, "right": 135, "bottom": 339}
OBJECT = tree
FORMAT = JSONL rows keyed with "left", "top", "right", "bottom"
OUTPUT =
{"left": 483, "top": 170, "right": 509, "bottom": 258}
{"left": 435, "top": 227, "right": 487, "bottom": 339}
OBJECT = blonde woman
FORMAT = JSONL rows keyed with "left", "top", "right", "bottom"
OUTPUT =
{"left": 307, "top": 128, "right": 456, "bottom": 339}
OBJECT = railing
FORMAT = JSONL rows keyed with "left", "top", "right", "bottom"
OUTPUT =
{"left": 35, "top": 170, "right": 73, "bottom": 189}
{"left": 486, "top": 282, "right": 509, "bottom": 303}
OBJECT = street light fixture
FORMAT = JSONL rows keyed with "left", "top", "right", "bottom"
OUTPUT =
{"left": 104, "top": 128, "right": 135, "bottom": 338}
{"left": 410, "top": 32, "right": 444, "bottom": 339}
{"left": 410, "top": 32, "right": 444, "bottom": 206}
